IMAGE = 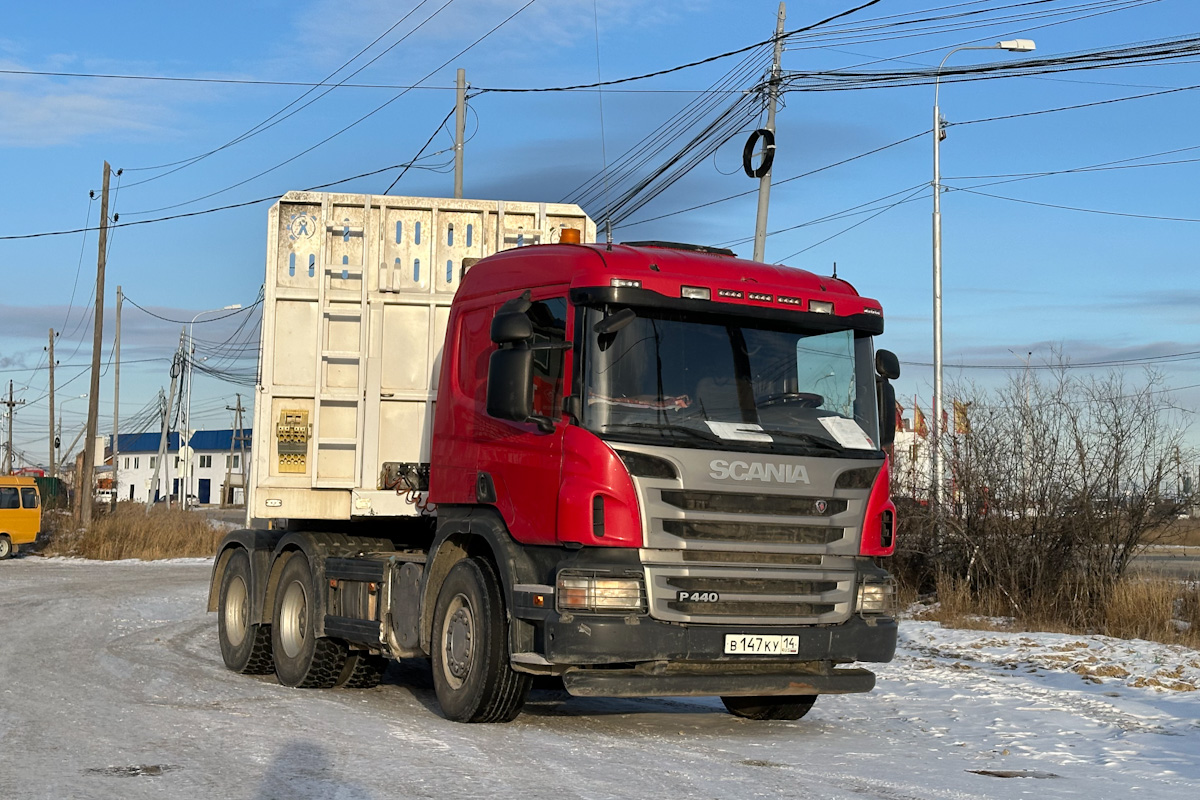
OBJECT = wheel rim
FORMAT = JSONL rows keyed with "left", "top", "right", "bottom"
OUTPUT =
{"left": 441, "top": 592, "right": 474, "bottom": 690}
{"left": 0, "top": 538, "right": 10, "bottom": 558}
{"left": 223, "top": 575, "right": 249, "bottom": 646}
{"left": 279, "top": 579, "right": 308, "bottom": 659}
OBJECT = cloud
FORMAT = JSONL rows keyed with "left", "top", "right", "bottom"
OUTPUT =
{"left": 0, "top": 87, "right": 164, "bottom": 147}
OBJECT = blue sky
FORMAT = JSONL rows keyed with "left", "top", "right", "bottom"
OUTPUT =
{"left": 1, "top": 0, "right": 1198, "bottom": 466}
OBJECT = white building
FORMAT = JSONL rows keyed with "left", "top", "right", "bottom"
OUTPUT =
{"left": 111, "top": 429, "right": 251, "bottom": 505}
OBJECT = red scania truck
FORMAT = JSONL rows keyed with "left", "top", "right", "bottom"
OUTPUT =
{"left": 209, "top": 192, "right": 900, "bottom": 723}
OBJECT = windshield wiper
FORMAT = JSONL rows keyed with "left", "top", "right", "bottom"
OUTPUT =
{"left": 756, "top": 429, "right": 846, "bottom": 453}
{"left": 602, "top": 422, "right": 724, "bottom": 444}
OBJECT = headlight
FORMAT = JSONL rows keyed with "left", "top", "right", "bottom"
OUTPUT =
{"left": 857, "top": 580, "right": 895, "bottom": 616}
{"left": 557, "top": 572, "right": 646, "bottom": 613}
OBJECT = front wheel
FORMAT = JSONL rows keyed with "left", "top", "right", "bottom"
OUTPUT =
{"left": 721, "top": 695, "right": 817, "bottom": 721}
{"left": 0, "top": 535, "right": 11, "bottom": 560}
{"left": 217, "top": 549, "right": 274, "bottom": 674}
{"left": 432, "top": 558, "right": 531, "bottom": 723}
{"left": 271, "top": 553, "right": 348, "bottom": 688}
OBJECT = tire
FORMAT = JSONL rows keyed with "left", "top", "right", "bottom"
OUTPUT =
{"left": 217, "top": 549, "right": 275, "bottom": 674}
{"left": 0, "top": 536, "right": 11, "bottom": 560}
{"left": 271, "top": 554, "right": 348, "bottom": 688}
{"left": 432, "top": 558, "right": 531, "bottom": 723}
{"left": 721, "top": 695, "right": 817, "bottom": 721}
{"left": 336, "top": 651, "right": 387, "bottom": 689}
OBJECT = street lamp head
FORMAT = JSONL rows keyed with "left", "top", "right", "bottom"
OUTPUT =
{"left": 223, "top": 304, "right": 242, "bottom": 311}
{"left": 998, "top": 39, "right": 1036, "bottom": 52}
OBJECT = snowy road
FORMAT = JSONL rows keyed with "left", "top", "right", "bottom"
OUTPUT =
{"left": 1, "top": 557, "right": 1197, "bottom": 800}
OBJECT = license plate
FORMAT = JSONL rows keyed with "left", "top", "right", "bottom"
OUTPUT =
{"left": 724, "top": 634, "right": 799, "bottom": 655}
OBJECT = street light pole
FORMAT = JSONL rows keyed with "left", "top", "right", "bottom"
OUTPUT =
{"left": 931, "top": 38, "right": 1035, "bottom": 510}
{"left": 184, "top": 304, "right": 241, "bottom": 510}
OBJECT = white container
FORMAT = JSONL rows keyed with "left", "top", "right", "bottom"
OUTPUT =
{"left": 250, "top": 192, "right": 595, "bottom": 521}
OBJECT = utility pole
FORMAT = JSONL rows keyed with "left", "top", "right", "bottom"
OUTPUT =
{"left": 147, "top": 388, "right": 170, "bottom": 509}
{"left": 79, "top": 161, "right": 110, "bottom": 524}
{"left": 752, "top": 2, "right": 786, "bottom": 263}
{"left": 223, "top": 394, "right": 245, "bottom": 508}
{"left": 3, "top": 381, "right": 25, "bottom": 474}
{"left": 150, "top": 335, "right": 185, "bottom": 508}
{"left": 454, "top": 68, "right": 466, "bottom": 199}
{"left": 111, "top": 285, "right": 122, "bottom": 508}
{"left": 47, "top": 328, "right": 56, "bottom": 478}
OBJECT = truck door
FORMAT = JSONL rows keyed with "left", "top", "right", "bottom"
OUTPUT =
{"left": 483, "top": 293, "right": 570, "bottom": 545}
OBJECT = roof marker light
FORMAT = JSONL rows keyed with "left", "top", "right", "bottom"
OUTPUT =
{"left": 681, "top": 286, "right": 710, "bottom": 300}
{"left": 611, "top": 278, "right": 642, "bottom": 288}
{"left": 717, "top": 289, "right": 744, "bottom": 299}
{"left": 748, "top": 292, "right": 773, "bottom": 302}
{"left": 778, "top": 296, "right": 803, "bottom": 306}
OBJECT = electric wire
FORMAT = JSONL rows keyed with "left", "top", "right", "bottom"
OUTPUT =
{"left": 121, "top": 0, "right": 540, "bottom": 218}
{"left": 119, "top": 0, "right": 451, "bottom": 188}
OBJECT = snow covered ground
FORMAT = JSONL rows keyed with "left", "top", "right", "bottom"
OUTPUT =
{"left": 1, "top": 556, "right": 1197, "bottom": 800}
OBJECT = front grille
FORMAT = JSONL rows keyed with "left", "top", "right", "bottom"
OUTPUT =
{"left": 662, "top": 520, "right": 845, "bottom": 545}
{"left": 668, "top": 600, "right": 837, "bottom": 616}
{"left": 665, "top": 576, "right": 837, "bottom": 594}
{"left": 660, "top": 490, "right": 845, "bottom": 517}
{"left": 677, "top": 550, "right": 823, "bottom": 567}
{"left": 645, "top": 565, "right": 852, "bottom": 624}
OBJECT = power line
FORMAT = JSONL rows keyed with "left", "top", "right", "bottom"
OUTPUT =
{"left": 0, "top": 147, "right": 460, "bottom": 241}
{"left": 119, "top": 0, "right": 452, "bottom": 188}
{"left": 953, "top": 187, "right": 1200, "bottom": 222}
{"left": 122, "top": 293, "right": 262, "bottom": 325}
{"left": 120, "top": 0, "right": 540, "bottom": 218}
{"left": 903, "top": 350, "right": 1200, "bottom": 370}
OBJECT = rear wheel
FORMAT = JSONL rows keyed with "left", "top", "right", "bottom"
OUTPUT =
{"left": 0, "top": 536, "right": 11, "bottom": 560}
{"left": 271, "top": 554, "right": 347, "bottom": 688}
{"left": 721, "top": 695, "right": 817, "bottom": 721}
{"left": 217, "top": 549, "right": 274, "bottom": 674}
{"left": 336, "top": 651, "right": 387, "bottom": 689}
{"left": 432, "top": 558, "right": 531, "bottom": 722}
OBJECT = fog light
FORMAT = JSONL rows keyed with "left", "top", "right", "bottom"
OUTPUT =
{"left": 557, "top": 573, "right": 646, "bottom": 613}
{"left": 857, "top": 580, "right": 895, "bottom": 615}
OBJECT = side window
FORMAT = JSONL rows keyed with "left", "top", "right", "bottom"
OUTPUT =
{"left": 528, "top": 297, "right": 568, "bottom": 418}
{"left": 0, "top": 487, "right": 18, "bottom": 509}
{"left": 21, "top": 488, "right": 38, "bottom": 509}
{"left": 457, "top": 306, "right": 495, "bottom": 404}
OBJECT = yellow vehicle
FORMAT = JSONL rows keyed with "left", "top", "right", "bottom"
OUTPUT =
{"left": 0, "top": 476, "right": 41, "bottom": 559}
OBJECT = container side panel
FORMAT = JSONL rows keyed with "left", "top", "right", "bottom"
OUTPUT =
{"left": 273, "top": 301, "right": 318, "bottom": 389}
{"left": 381, "top": 305, "right": 430, "bottom": 392}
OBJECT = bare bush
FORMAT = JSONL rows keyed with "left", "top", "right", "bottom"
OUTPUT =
{"left": 895, "top": 362, "right": 1195, "bottom": 630}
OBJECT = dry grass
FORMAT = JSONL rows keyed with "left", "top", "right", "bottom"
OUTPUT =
{"left": 1104, "top": 578, "right": 1181, "bottom": 643}
{"left": 1144, "top": 518, "right": 1200, "bottom": 547}
{"left": 39, "top": 502, "right": 223, "bottom": 560}
{"left": 915, "top": 573, "right": 1200, "bottom": 649}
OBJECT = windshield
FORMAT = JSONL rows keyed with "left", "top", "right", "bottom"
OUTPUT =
{"left": 582, "top": 306, "right": 881, "bottom": 457}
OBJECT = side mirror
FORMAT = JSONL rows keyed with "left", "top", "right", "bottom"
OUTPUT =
{"left": 491, "top": 312, "right": 532, "bottom": 345}
{"left": 487, "top": 349, "right": 535, "bottom": 423}
{"left": 875, "top": 349, "right": 900, "bottom": 380}
{"left": 878, "top": 380, "right": 897, "bottom": 448}
{"left": 593, "top": 307, "right": 636, "bottom": 335}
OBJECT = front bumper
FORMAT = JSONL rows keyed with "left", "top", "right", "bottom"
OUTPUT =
{"left": 540, "top": 611, "right": 897, "bottom": 666}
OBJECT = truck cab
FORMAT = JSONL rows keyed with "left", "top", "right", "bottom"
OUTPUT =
{"left": 429, "top": 241, "right": 898, "bottom": 706}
